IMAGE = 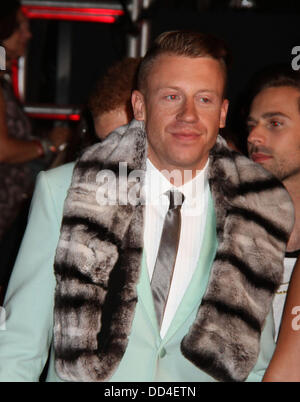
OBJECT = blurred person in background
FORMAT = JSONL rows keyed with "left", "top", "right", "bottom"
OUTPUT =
{"left": 0, "top": 1, "right": 71, "bottom": 302}
{"left": 65, "top": 57, "right": 141, "bottom": 162}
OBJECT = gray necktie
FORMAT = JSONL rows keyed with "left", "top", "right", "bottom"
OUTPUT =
{"left": 151, "top": 189, "right": 184, "bottom": 328}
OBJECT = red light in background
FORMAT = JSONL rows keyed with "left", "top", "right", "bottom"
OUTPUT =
{"left": 26, "top": 112, "right": 81, "bottom": 121}
{"left": 27, "top": 14, "right": 116, "bottom": 23}
{"left": 69, "top": 114, "right": 81, "bottom": 121}
{"left": 21, "top": 5, "right": 124, "bottom": 23}
{"left": 17, "top": 4, "right": 120, "bottom": 120}
{"left": 22, "top": 6, "right": 124, "bottom": 16}
{"left": 11, "top": 60, "right": 20, "bottom": 100}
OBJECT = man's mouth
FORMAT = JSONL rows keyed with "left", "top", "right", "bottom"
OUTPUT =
{"left": 251, "top": 152, "right": 273, "bottom": 163}
{"left": 170, "top": 131, "right": 200, "bottom": 142}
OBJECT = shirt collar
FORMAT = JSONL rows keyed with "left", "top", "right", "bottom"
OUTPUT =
{"left": 144, "top": 158, "right": 209, "bottom": 208}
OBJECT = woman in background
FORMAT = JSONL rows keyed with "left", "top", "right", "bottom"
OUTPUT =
{"left": 0, "top": 1, "right": 70, "bottom": 301}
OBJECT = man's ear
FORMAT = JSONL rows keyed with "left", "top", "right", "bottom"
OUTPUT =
{"left": 219, "top": 98, "right": 229, "bottom": 128}
{"left": 131, "top": 90, "right": 146, "bottom": 121}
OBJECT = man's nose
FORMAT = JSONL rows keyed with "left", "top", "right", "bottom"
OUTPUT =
{"left": 176, "top": 99, "right": 198, "bottom": 123}
{"left": 247, "top": 123, "right": 267, "bottom": 146}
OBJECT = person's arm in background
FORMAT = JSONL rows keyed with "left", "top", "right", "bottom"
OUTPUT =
{"left": 0, "top": 85, "right": 71, "bottom": 164}
{"left": 263, "top": 256, "right": 300, "bottom": 382}
{"left": 0, "top": 169, "right": 66, "bottom": 381}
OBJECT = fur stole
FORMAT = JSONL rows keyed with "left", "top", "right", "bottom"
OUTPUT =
{"left": 53, "top": 119, "right": 294, "bottom": 382}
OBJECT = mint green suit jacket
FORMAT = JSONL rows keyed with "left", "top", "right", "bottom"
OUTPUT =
{"left": 0, "top": 163, "right": 276, "bottom": 381}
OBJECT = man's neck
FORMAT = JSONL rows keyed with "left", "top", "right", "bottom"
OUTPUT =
{"left": 283, "top": 174, "right": 300, "bottom": 252}
{"left": 147, "top": 156, "right": 208, "bottom": 187}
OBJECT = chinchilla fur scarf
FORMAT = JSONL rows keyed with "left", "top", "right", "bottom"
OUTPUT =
{"left": 53, "top": 119, "right": 294, "bottom": 382}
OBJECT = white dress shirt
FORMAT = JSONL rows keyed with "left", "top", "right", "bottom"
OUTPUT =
{"left": 143, "top": 158, "right": 210, "bottom": 338}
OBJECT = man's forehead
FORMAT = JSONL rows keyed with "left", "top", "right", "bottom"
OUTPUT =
{"left": 146, "top": 54, "right": 226, "bottom": 95}
{"left": 250, "top": 86, "right": 300, "bottom": 117}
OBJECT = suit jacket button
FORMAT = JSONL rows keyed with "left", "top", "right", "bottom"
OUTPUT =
{"left": 159, "top": 347, "right": 166, "bottom": 358}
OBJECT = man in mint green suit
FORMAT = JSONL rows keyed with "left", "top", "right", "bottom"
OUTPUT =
{"left": 0, "top": 31, "right": 294, "bottom": 382}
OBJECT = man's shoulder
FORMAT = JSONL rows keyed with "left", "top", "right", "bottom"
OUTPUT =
{"left": 34, "top": 162, "right": 76, "bottom": 216}
{"left": 42, "top": 162, "right": 75, "bottom": 192}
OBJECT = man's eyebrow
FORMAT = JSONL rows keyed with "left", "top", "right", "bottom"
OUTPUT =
{"left": 156, "top": 87, "right": 218, "bottom": 93}
{"left": 197, "top": 89, "right": 218, "bottom": 93}
{"left": 247, "top": 112, "right": 290, "bottom": 122}
{"left": 261, "top": 111, "right": 290, "bottom": 119}
{"left": 157, "top": 86, "right": 181, "bottom": 91}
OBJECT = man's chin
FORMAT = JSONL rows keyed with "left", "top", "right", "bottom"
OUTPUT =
{"left": 255, "top": 162, "right": 283, "bottom": 181}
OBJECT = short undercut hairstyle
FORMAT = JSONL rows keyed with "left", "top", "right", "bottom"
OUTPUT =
{"left": 229, "top": 64, "right": 300, "bottom": 155}
{"left": 245, "top": 64, "right": 300, "bottom": 109}
{"left": 137, "top": 30, "right": 232, "bottom": 95}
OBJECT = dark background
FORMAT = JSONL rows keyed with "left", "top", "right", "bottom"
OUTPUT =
{"left": 24, "top": 0, "right": 300, "bottom": 137}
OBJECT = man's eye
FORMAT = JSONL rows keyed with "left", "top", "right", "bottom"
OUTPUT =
{"left": 270, "top": 120, "right": 282, "bottom": 127}
{"left": 200, "top": 97, "right": 210, "bottom": 103}
{"left": 166, "top": 95, "right": 178, "bottom": 100}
